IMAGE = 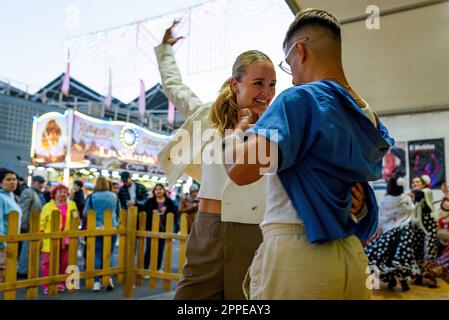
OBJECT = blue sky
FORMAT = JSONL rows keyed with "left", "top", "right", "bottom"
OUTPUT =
{"left": 0, "top": 0, "right": 294, "bottom": 103}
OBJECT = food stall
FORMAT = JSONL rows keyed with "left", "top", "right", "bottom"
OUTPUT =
{"left": 29, "top": 110, "right": 183, "bottom": 190}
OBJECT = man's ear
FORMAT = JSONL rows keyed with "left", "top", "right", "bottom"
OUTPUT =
{"left": 229, "top": 77, "right": 239, "bottom": 95}
{"left": 298, "top": 42, "right": 307, "bottom": 64}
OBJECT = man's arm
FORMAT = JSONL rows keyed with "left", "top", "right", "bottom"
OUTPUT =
{"left": 224, "top": 133, "right": 278, "bottom": 186}
{"left": 225, "top": 133, "right": 371, "bottom": 221}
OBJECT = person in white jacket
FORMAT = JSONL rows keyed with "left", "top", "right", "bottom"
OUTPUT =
{"left": 156, "top": 20, "right": 368, "bottom": 300}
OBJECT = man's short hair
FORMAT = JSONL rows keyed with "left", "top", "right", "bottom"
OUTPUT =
{"left": 74, "top": 180, "right": 83, "bottom": 188}
{"left": 120, "top": 171, "right": 130, "bottom": 182}
{"left": 32, "top": 175, "right": 46, "bottom": 184}
{"left": 283, "top": 8, "right": 341, "bottom": 49}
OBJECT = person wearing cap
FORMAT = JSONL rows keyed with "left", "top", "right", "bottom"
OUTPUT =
{"left": 117, "top": 171, "right": 148, "bottom": 214}
{"left": 17, "top": 175, "right": 46, "bottom": 278}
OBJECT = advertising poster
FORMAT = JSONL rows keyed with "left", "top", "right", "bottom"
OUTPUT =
{"left": 373, "top": 141, "right": 407, "bottom": 190}
{"left": 408, "top": 139, "right": 446, "bottom": 189}
{"left": 31, "top": 112, "right": 68, "bottom": 164}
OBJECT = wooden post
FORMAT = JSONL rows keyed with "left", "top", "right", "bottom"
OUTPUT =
{"left": 117, "top": 209, "right": 126, "bottom": 285}
{"left": 136, "top": 212, "right": 147, "bottom": 287}
{"left": 67, "top": 210, "right": 80, "bottom": 293}
{"left": 48, "top": 210, "right": 61, "bottom": 296}
{"left": 123, "top": 206, "right": 137, "bottom": 299}
{"left": 178, "top": 213, "right": 188, "bottom": 276}
{"left": 4, "top": 211, "right": 19, "bottom": 300}
{"left": 149, "top": 210, "right": 160, "bottom": 289}
{"left": 163, "top": 213, "right": 174, "bottom": 291}
{"left": 26, "top": 211, "right": 41, "bottom": 299}
{"left": 102, "top": 210, "right": 112, "bottom": 288}
{"left": 85, "top": 209, "right": 96, "bottom": 289}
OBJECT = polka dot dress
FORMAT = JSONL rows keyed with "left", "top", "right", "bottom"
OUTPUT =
{"left": 364, "top": 223, "right": 418, "bottom": 280}
{"left": 413, "top": 203, "right": 438, "bottom": 263}
{"left": 365, "top": 199, "right": 439, "bottom": 281}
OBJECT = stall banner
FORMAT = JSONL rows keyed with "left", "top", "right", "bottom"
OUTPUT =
{"left": 31, "top": 112, "right": 68, "bottom": 164}
{"left": 373, "top": 141, "right": 407, "bottom": 190}
{"left": 70, "top": 112, "right": 170, "bottom": 172}
{"left": 408, "top": 139, "right": 446, "bottom": 189}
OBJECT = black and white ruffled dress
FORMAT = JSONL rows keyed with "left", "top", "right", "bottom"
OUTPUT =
{"left": 364, "top": 193, "right": 419, "bottom": 280}
{"left": 412, "top": 188, "right": 438, "bottom": 264}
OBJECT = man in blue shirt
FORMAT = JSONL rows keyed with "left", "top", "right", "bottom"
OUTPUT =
{"left": 224, "top": 9, "right": 393, "bottom": 299}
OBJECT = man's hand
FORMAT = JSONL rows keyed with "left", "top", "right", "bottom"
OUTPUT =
{"left": 162, "top": 20, "right": 185, "bottom": 46}
{"left": 350, "top": 183, "right": 365, "bottom": 217}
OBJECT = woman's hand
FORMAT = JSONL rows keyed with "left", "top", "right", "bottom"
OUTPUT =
{"left": 162, "top": 20, "right": 185, "bottom": 46}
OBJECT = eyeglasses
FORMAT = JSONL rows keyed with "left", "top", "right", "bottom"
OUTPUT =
{"left": 278, "top": 37, "right": 309, "bottom": 75}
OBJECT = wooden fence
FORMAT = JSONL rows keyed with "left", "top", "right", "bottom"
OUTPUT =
{"left": 0, "top": 207, "right": 188, "bottom": 300}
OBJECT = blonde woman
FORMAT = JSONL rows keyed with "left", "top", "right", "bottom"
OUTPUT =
{"left": 83, "top": 176, "right": 120, "bottom": 292}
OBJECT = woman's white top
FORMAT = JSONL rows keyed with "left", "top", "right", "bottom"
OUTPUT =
{"left": 197, "top": 139, "right": 229, "bottom": 201}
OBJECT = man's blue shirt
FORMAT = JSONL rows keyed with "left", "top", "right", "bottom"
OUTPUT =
{"left": 247, "top": 80, "right": 394, "bottom": 244}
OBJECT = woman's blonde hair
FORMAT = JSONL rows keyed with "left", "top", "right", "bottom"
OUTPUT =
{"left": 209, "top": 50, "right": 272, "bottom": 134}
{"left": 94, "top": 176, "right": 111, "bottom": 192}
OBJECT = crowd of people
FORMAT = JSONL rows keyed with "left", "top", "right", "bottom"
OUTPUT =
{"left": 1, "top": 8, "right": 449, "bottom": 300}
{"left": 0, "top": 168, "right": 198, "bottom": 293}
